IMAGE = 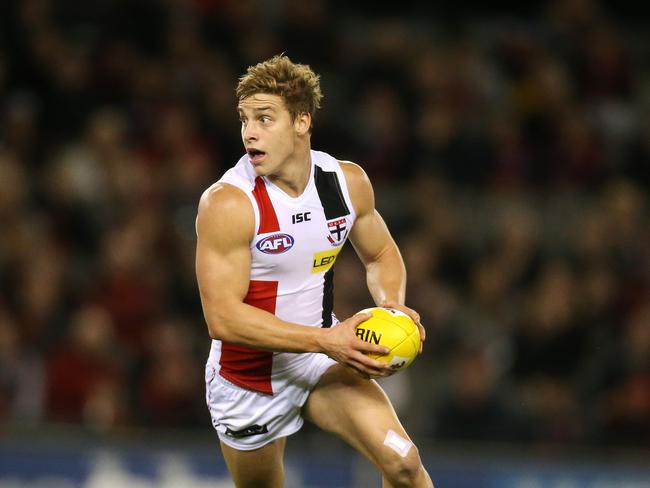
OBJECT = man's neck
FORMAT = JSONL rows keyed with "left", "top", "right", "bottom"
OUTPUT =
{"left": 268, "top": 148, "right": 311, "bottom": 197}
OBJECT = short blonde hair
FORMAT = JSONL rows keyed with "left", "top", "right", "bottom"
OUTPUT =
{"left": 236, "top": 54, "right": 323, "bottom": 125}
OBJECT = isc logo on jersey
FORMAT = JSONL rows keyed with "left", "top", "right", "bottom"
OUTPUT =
{"left": 256, "top": 233, "right": 295, "bottom": 254}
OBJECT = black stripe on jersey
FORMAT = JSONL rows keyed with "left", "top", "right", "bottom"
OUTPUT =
{"left": 321, "top": 267, "right": 334, "bottom": 328}
{"left": 314, "top": 165, "right": 350, "bottom": 220}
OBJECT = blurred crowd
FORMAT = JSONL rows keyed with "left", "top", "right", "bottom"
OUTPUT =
{"left": 0, "top": 0, "right": 648, "bottom": 450}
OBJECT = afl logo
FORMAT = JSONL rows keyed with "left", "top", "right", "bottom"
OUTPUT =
{"left": 256, "top": 233, "right": 295, "bottom": 254}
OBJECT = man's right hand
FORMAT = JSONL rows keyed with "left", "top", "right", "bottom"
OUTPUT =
{"left": 319, "top": 312, "right": 393, "bottom": 379}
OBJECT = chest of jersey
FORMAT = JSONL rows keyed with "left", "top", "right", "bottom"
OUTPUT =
{"left": 251, "top": 186, "right": 353, "bottom": 282}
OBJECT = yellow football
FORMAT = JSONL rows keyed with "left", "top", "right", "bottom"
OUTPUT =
{"left": 355, "top": 307, "right": 420, "bottom": 372}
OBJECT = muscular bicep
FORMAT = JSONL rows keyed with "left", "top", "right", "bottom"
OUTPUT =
{"left": 195, "top": 184, "right": 254, "bottom": 332}
{"left": 194, "top": 183, "right": 329, "bottom": 352}
{"left": 341, "top": 161, "right": 396, "bottom": 265}
{"left": 341, "top": 161, "right": 406, "bottom": 306}
{"left": 196, "top": 225, "right": 250, "bottom": 306}
{"left": 349, "top": 208, "right": 395, "bottom": 265}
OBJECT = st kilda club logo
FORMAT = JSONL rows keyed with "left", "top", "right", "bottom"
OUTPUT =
{"left": 327, "top": 218, "right": 349, "bottom": 246}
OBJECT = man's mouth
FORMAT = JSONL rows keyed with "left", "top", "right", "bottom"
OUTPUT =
{"left": 248, "top": 149, "right": 266, "bottom": 164}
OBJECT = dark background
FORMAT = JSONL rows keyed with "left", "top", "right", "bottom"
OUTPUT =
{"left": 0, "top": 0, "right": 648, "bottom": 453}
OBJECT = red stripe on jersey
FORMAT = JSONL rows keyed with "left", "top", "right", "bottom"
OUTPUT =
{"left": 251, "top": 177, "right": 280, "bottom": 234}
{"left": 219, "top": 280, "right": 278, "bottom": 395}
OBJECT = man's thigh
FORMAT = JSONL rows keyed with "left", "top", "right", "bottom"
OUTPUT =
{"left": 220, "top": 437, "right": 286, "bottom": 488}
{"left": 303, "top": 364, "right": 416, "bottom": 467}
{"left": 205, "top": 353, "right": 336, "bottom": 450}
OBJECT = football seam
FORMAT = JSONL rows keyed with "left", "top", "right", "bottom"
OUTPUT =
{"left": 374, "top": 329, "right": 419, "bottom": 361}
{"left": 389, "top": 329, "right": 420, "bottom": 353}
{"left": 384, "top": 316, "right": 418, "bottom": 336}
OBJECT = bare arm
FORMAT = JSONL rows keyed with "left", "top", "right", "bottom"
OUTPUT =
{"left": 196, "top": 182, "right": 324, "bottom": 351}
{"left": 195, "top": 182, "right": 391, "bottom": 375}
{"left": 342, "top": 162, "right": 426, "bottom": 348}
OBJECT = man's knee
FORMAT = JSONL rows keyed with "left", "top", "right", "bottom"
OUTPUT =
{"left": 381, "top": 444, "right": 425, "bottom": 488}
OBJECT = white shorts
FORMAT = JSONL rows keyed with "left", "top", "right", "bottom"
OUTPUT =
{"left": 205, "top": 352, "right": 337, "bottom": 451}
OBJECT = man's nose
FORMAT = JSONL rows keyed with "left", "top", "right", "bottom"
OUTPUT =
{"left": 243, "top": 122, "right": 258, "bottom": 141}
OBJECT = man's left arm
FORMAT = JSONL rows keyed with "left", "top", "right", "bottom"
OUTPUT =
{"left": 341, "top": 161, "right": 425, "bottom": 352}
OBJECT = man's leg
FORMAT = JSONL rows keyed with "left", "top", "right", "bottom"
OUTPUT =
{"left": 219, "top": 437, "right": 286, "bottom": 488}
{"left": 304, "top": 365, "right": 434, "bottom": 488}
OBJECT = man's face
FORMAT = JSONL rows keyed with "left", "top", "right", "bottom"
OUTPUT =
{"left": 238, "top": 93, "right": 300, "bottom": 176}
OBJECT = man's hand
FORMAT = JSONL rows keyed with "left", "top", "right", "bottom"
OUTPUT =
{"left": 319, "top": 312, "right": 393, "bottom": 379}
{"left": 381, "top": 301, "right": 426, "bottom": 354}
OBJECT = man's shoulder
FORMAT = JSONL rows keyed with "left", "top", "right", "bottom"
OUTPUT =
{"left": 335, "top": 160, "right": 374, "bottom": 216}
{"left": 196, "top": 182, "right": 255, "bottom": 243}
{"left": 337, "top": 160, "right": 371, "bottom": 192}
{"left": 338, "top": 160, "right": 366, "bottom": 177}
{"left": 199, "top": 181, "right": 251, "bottom": 216}
{"left": 219, "top": 155, "right": 257, "bottom": 190}
{"left": 312, "top": 150, "right": 369, "bottom": 185}
{"left": 311, "top": 149, "right": 343, "bottom": 171}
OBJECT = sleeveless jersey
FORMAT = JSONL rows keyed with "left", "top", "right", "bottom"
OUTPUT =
{"left": 206, "top": 150, "right": 357, "bottom": 395}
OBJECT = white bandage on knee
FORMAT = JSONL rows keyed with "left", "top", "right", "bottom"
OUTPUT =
{"left": 383, "top": 429, "right": 413, "bottom": 458}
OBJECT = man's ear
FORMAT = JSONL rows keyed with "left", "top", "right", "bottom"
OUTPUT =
{"left": 295, "top": 112, "right": 311, "bottom": 135}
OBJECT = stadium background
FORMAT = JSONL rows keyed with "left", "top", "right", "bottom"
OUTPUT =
{"left": 0, "top": 0, "right": 649, "bottom": 486}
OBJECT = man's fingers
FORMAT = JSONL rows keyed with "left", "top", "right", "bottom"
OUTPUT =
{"left": 341, "top": 349, "right": 392, "bottom": 379}
{"left": 353, "top": 350, "right": 391, "bottom": 375}
{"left": 381, "top": 301, "right": 421, "bottom": 325}
{"left": 356, "top": 338, "right": 390, "bottom": 356}
{"left": 381, "top": 302, "right": 426, "bottom": 349}
{"left": 349, "top": 311, "right": 372, "bottom": 326}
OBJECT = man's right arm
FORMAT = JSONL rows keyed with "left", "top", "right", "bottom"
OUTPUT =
{"left": 195, "top": 183, "right": 391, "bottom": 377}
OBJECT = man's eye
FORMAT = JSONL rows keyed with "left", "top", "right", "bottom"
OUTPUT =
{"left": 260, "top": 116, "right": 271, "bottom": 123}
